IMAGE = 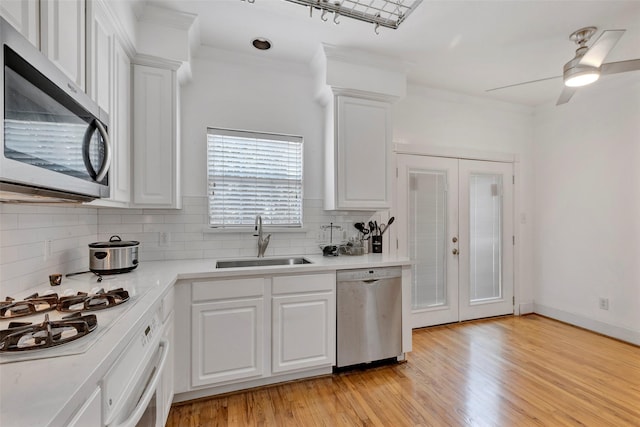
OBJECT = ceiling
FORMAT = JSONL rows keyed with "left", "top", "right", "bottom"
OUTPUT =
{"left": 144, "top": 0, "right": 640, "bottom": 107}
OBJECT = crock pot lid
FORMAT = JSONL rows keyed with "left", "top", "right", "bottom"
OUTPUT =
{"left": 89, "top": 235, "right": 139, "bottom": 248}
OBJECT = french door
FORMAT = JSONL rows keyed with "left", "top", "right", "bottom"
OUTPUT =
{"left": 397, "top": 155, "right": 514, "bottom": 328}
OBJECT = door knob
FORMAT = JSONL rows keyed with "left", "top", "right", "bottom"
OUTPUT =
{"left": 452, "top": 237, "right": 458, "bottom": 243}
{"left": 452, "top": 248, "right": 459, "bottom": 255}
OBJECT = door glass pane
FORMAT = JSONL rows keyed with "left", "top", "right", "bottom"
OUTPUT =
{"left": 469, "top": 173, "right": 502, "bottom": 302}
{"left": 409, "top": 170, "right": 447, "bottom": 309}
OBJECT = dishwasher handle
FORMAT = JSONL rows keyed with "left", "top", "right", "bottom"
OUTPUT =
{"left": 111, "top": 338, "right": 170, "bottom": 427}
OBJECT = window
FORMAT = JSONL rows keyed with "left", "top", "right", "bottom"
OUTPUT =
{"left": 207, "top": 128, "right": 303, "bottom": 228}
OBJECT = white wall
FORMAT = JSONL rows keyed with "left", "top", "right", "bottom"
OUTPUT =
{"left": 181, "top": 47, "right": 326, "bottom": 199}
{"left": 532, "top": 76, "right": 640, "bottom": 344}
{"left": 392, "top": 85, "right": 536, "bottom": 310}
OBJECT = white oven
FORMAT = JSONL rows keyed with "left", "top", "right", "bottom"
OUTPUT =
{"left": 103, "top": 307, "right": 171, "bottom": 427}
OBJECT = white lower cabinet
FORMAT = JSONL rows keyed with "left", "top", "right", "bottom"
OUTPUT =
{"left": 191, "top": 278, "right": 265, "bottom": 388}
{"left": 184, "top": 272, "right": 335, "bottom": 394}
{"left": 271, "top": 274, "right": 335, "bottom": 374}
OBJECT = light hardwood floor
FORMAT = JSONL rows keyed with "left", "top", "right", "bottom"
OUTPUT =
{"left": 167, "top": 315, "right": 640, "bottom": 426}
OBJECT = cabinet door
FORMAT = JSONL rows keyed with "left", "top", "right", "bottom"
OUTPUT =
{"left": 191, "top": 298, "right": 264, "bottom": 387}
{"left": 333, "top": 95, "right": 392, "bottom": 210}
{"left": 272, "top": 291, "right": 335, "bottom": 373}
{"left": 40, "top": 0, "right": 85, "bottom": 90}
{"left": 86, "top": 0, "right": 113, "bottom": 113}
{"left": 110, "top": 40, "right": 131, "bottom": 203}
{"left": 132, "top": 64, "right": 179, "bottom": 207}
{"left": 271, "top": 273, "right": 336, "bottom": 374}
{"left": 0, "top": 0, "right": 39, "bottom": 47}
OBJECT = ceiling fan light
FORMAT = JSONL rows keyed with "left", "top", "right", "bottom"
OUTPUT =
{"left": 564, "top": 71, "right": 600, "bottom": 87}
{"left": 563, "top": 57, "right": 600, "bottom": 87}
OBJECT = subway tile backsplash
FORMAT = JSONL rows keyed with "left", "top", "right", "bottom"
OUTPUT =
{"left": 0, "top": 204, "right": 98, "bottom": 296}
{"left": 0, "top": 197, "right": 375, "bottom": 295}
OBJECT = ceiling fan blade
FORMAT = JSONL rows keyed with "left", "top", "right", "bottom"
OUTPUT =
{"left": 486, "top": 75, "right": 561, "bottom": 92}
{"left": 556, "top": 86, "right": 577, "bottom": 105}
{"left": 579, "top": 29, "right": 625, "bottom": 68}
{"left": 601, "top": 59, "right": 640, "bottom": 75}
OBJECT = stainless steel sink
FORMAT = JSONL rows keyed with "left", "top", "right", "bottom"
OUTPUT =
{"left": 215, "top": 257, "right": 312, "bottom": 269}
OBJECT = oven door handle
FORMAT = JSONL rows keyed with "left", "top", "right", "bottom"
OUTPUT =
{"left": 111, "top": 338, "right": 170, "bottom": 427}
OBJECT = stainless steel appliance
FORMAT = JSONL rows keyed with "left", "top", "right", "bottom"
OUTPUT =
{"left": 336, "top": 267, "right": 402, "bottom": 367}
{"left": 89, "top": 236, "right": 140, "bottom": 275}
{"left": 0, "top": 17, "right": 111, "bottom": 202}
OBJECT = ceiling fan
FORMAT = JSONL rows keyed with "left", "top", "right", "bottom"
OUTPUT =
{"left": 487, "top": 26, "right": 640, "bottom": 105}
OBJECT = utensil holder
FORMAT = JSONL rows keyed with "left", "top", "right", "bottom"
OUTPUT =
{"left": 371, "top": 235, "right": 382, "bottom": 253}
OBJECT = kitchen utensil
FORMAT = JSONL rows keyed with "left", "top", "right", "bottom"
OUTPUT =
{"left": 369, "top": 221, "right": 376, "bottom": 236}
{"left": 88, "top": 235, "right": 139, "bottom": 275}
{"left": 380, "top": 216, "right": 395, "bottom": 235}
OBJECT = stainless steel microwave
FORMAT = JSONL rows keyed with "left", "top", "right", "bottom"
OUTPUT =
{"left": 0, "top": 17, "right": 111, "bottom": 202}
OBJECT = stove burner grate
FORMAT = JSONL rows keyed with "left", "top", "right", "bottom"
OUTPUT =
{"left": 0, "top": 313, "right": 97, "bottom": 352}
{"left": 0, "top": 293, "right": 59, "bottom": 319}
{"left": 57, "top": 288, "right": 130, "bottom": 313}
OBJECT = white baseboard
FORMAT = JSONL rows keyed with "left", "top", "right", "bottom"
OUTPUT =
{"left": 519, "top": 302, "right": 534, "bottom": 314}
{"left": 533, "top": 303, "right": 640, "bottom": 346}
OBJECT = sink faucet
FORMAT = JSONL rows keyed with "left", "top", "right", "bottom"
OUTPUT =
{"left": 254, "top": 215, "right": 271, "bottom": 258}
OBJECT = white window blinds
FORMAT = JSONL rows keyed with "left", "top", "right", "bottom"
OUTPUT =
{"left": 207, "top": 128, "right": 303, "bottom": 228}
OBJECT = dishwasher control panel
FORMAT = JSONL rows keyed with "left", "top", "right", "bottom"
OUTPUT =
{"left": 336, "top": 266, "right": 402, "bottom": 282}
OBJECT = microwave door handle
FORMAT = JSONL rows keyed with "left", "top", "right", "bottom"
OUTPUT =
{"left": 111, "top": 339, "right": 170, "bottom": 427}
{"left": 94, "top": 120, "right": 111, "bottom": 182}
{"left": 82, "top": 119, "right": 112, "bottom": 182}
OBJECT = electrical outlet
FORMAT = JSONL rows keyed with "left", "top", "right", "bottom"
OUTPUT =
{"left": 44, "top": 240, "right": 52, "bottom": 261}
{"left": 159, "top": 232, "right": 170, "bottom": 247}
{"left": 598, "top": 297, "right": 609, "bottom": 310}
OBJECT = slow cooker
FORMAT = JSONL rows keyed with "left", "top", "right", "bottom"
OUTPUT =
{"left": 89, "top": 235, "right": 139, "bottom": 274}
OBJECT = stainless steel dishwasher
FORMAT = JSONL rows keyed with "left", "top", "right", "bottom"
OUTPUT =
{"left": 336, "top": 267, "right": 403, "bottom": 368}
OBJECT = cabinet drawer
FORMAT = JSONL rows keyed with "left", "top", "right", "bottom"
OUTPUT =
{"left": 192, "top": 278, "right": 265, "bottom": 302}
{"left": 272, "top": 273, "right": 335, "bottom": 295}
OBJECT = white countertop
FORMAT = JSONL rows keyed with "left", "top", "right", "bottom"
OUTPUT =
{"left": 0, "top": 254, "right": 410, "bottom": 427}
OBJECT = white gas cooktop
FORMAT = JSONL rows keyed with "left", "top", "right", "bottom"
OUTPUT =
{"left": 0, "top": 272, "right": 153, "bottom": 364}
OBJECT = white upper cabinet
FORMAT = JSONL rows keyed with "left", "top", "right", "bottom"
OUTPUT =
{"left": 325, "top": 94, "right": 393, "bottom": 210}
{"left": 86, "top": 0, "right": 132, "bottom": 206}
{"left": 314, "top": 46, "right": 405, "bottom": 211}
{"left": 0, "top": 0, "right": 39, "bottom": 47}
{"left": 1, "top": 0, "right": 86, "bottom": 88}
{"left": 110, "top": 40, "right": 131, "bottom": 204}
{"left": 86, "top": 0, "right": 113, "bottom": 113}
{"left": 40, "top": 0, "right": 86, "bottom": 91}
{"left": 132, "top": 60, "right": 181, "bottom": 208}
